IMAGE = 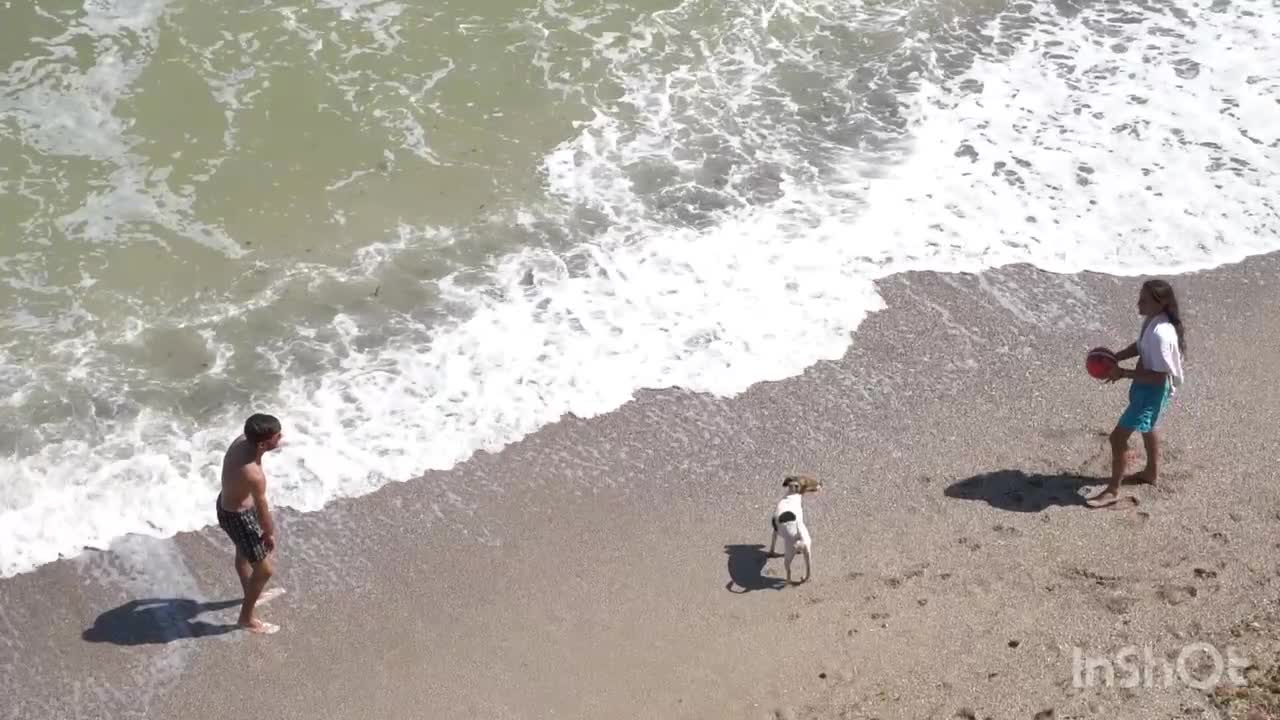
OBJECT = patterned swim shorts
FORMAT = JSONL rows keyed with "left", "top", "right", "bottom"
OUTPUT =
{"left": 216, "top": 494, "right": 269, "bottom": 563}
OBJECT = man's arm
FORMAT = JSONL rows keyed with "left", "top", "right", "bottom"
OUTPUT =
{"left": 1113, "top": 342, "right": 1139, "bottom": 361}
{"left": 248, "top": 466, "right": 276, "bottom": 549}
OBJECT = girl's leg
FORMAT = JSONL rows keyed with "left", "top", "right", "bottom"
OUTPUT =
{"left": 1139, "top": 430, "right": 1160, "bottom": 484}
{"left": 1090, "top": 424, "right": 1133, "bottom": 506}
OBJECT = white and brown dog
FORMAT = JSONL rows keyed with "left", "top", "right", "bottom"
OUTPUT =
{"left": 769, "top": 474, "right": 822, "bottom": 584}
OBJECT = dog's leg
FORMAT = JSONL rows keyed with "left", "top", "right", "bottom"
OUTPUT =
{"left": 784, "top": 541, "right": 795, "bottom": 584}
{"left": 769, "top": 518, "right": 778, "bottom": 557}
{"left": 797, "top": 524, "right": 813, "bottom": 583}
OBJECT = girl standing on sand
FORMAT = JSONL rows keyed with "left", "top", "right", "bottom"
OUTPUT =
{"left": 1088, "top": 279, "right": 1187, "bottom": 508}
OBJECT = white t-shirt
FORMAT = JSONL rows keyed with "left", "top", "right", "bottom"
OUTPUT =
{"left": 1138, "top": 313, "right": 1184, "bottom": 392}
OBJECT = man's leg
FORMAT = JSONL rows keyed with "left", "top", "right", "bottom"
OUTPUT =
{"left": 234, "top": 550, "right": 252, "bottom": 597}
{"left": 238, "top": 554, "right": 277, "bottom": 633}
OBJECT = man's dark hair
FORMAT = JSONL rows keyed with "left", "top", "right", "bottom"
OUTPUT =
{"left": 244, "top": 413, "right": 281, "bottom": 444}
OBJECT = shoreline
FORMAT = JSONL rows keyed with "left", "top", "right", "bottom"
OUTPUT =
{"left": 6, "top": 251, "right": 1280, "bottom": 719}
{"left": 8, "top": 241, "right": 1280, "bottom": 582}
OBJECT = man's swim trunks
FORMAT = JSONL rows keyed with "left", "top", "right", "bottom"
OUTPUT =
{"left": 216, "top": 494, "right": 269, "bottom": 563}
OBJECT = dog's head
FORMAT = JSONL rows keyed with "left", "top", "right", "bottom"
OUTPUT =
{"left": 782, "top": 474, "right": 823, "bottom": 494}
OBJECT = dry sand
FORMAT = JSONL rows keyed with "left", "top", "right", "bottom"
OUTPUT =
{"left": 5, "top": 253, "right": 1280, "bottom": 720}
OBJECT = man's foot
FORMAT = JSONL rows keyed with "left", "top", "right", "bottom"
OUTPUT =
{"left": 238, "top": 618, "right": 280, "bottom": 635}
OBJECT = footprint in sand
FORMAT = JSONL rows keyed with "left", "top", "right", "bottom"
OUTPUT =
{"left": 993, "top": 524, "right": 1021, "bottom": 537}
{"left": 1156, "top": 584, "right": 1198, "bottom": 606}
{"left": 904, "top": 565, "right": 927, "bottom": 580}
{"left": 1102, "top": 595, "right": 1137, "bottom": 615}
{"left": 1123, "top": 510, "right": 1151, "bottom": 528}
{"left": 1062, "top": 567, "right": 1123, "bottom": 589}
{"left": 957, "top": 537, "right": 981, "bottom": 552}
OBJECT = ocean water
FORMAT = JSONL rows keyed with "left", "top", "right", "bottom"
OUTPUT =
{"left": 1, "top": 0, "right": 1277, "bottom": 577}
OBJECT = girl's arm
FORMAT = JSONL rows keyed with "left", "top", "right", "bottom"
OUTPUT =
{"left": 1113, "top": 342, "right": 1139, "bottom": 361}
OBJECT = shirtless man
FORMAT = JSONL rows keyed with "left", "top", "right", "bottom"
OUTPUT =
{"left": 217, "top": 413, "right": 284, "bottom": 634}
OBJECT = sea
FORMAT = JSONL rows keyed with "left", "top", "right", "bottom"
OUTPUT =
{"left": 2, "top": 0, "right": 1277, "bottom": 577}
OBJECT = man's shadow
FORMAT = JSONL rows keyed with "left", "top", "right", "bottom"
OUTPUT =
{"left": 944, "top": 470, "right": 1100, "bottom": 512}
{"left": 724, "top": 544, "right": 788, "bottom": 593}
{"left": 83, "top": 598, "right": 243, "bottom": 646}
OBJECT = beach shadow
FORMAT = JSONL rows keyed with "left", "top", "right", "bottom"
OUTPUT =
{"left": 83, "top": 598, "right": 243, "bottom": 646}
{"left": 944, "top": 470, "right": 1099, "bottom": 512}
{"left": 724, "top": 544, "right": 787, "bottom": 593}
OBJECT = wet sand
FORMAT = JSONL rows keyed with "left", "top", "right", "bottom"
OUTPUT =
{"left": 5, "top": 252, "right": 1280, "bottom": 720}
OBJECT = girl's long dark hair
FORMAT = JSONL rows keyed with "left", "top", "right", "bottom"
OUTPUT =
{"left": 1143, "top": 279, "right": 1186, "bottom": 353}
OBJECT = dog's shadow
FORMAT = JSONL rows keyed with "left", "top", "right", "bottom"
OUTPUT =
{"left": 944, "top": 470, "right": 1100, "bottom": 512}
{"left": 724, "top": 544, "right": 788, "bottom": 593}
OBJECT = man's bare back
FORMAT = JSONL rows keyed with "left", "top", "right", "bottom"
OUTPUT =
{"left": 215, "top": 413, "right": 284, "bottom": 634}
{"left": 220, "top": 436, "right": 266, "bottom": 512}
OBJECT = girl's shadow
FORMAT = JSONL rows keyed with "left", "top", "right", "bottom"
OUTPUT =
{"left": 944, "top": 470, "right": 1099, "bottom": 512}
{"left": 723, "top": 544, "right": 787, "bottom": 593}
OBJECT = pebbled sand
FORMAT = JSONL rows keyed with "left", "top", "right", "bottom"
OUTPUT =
{"left": 5, "top": 252, "right": 1280, "bottom": 720}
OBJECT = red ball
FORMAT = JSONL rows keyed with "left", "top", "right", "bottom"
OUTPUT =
{"left": 1086, "top": 347, "right": 1116, "bottom": 380}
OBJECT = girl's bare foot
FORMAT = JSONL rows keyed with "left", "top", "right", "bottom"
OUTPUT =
{"left": 1086, "top": 490, "right": 1139, "bottom": 509}
{"left": 1086, "top": 489, "right": 1121, "bottom": 508}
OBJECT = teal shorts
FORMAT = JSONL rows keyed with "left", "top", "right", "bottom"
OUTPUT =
{"left": 1118, "top": 380, "right": 1171, "bottom": 433}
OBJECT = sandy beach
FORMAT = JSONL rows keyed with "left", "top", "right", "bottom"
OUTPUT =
{"left": 6, "top": 252, "right": 1280, "bottom": 720}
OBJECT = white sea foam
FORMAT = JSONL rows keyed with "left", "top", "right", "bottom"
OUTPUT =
{"left": 1, "top": 0, "right": 1278, "bottom": 577}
